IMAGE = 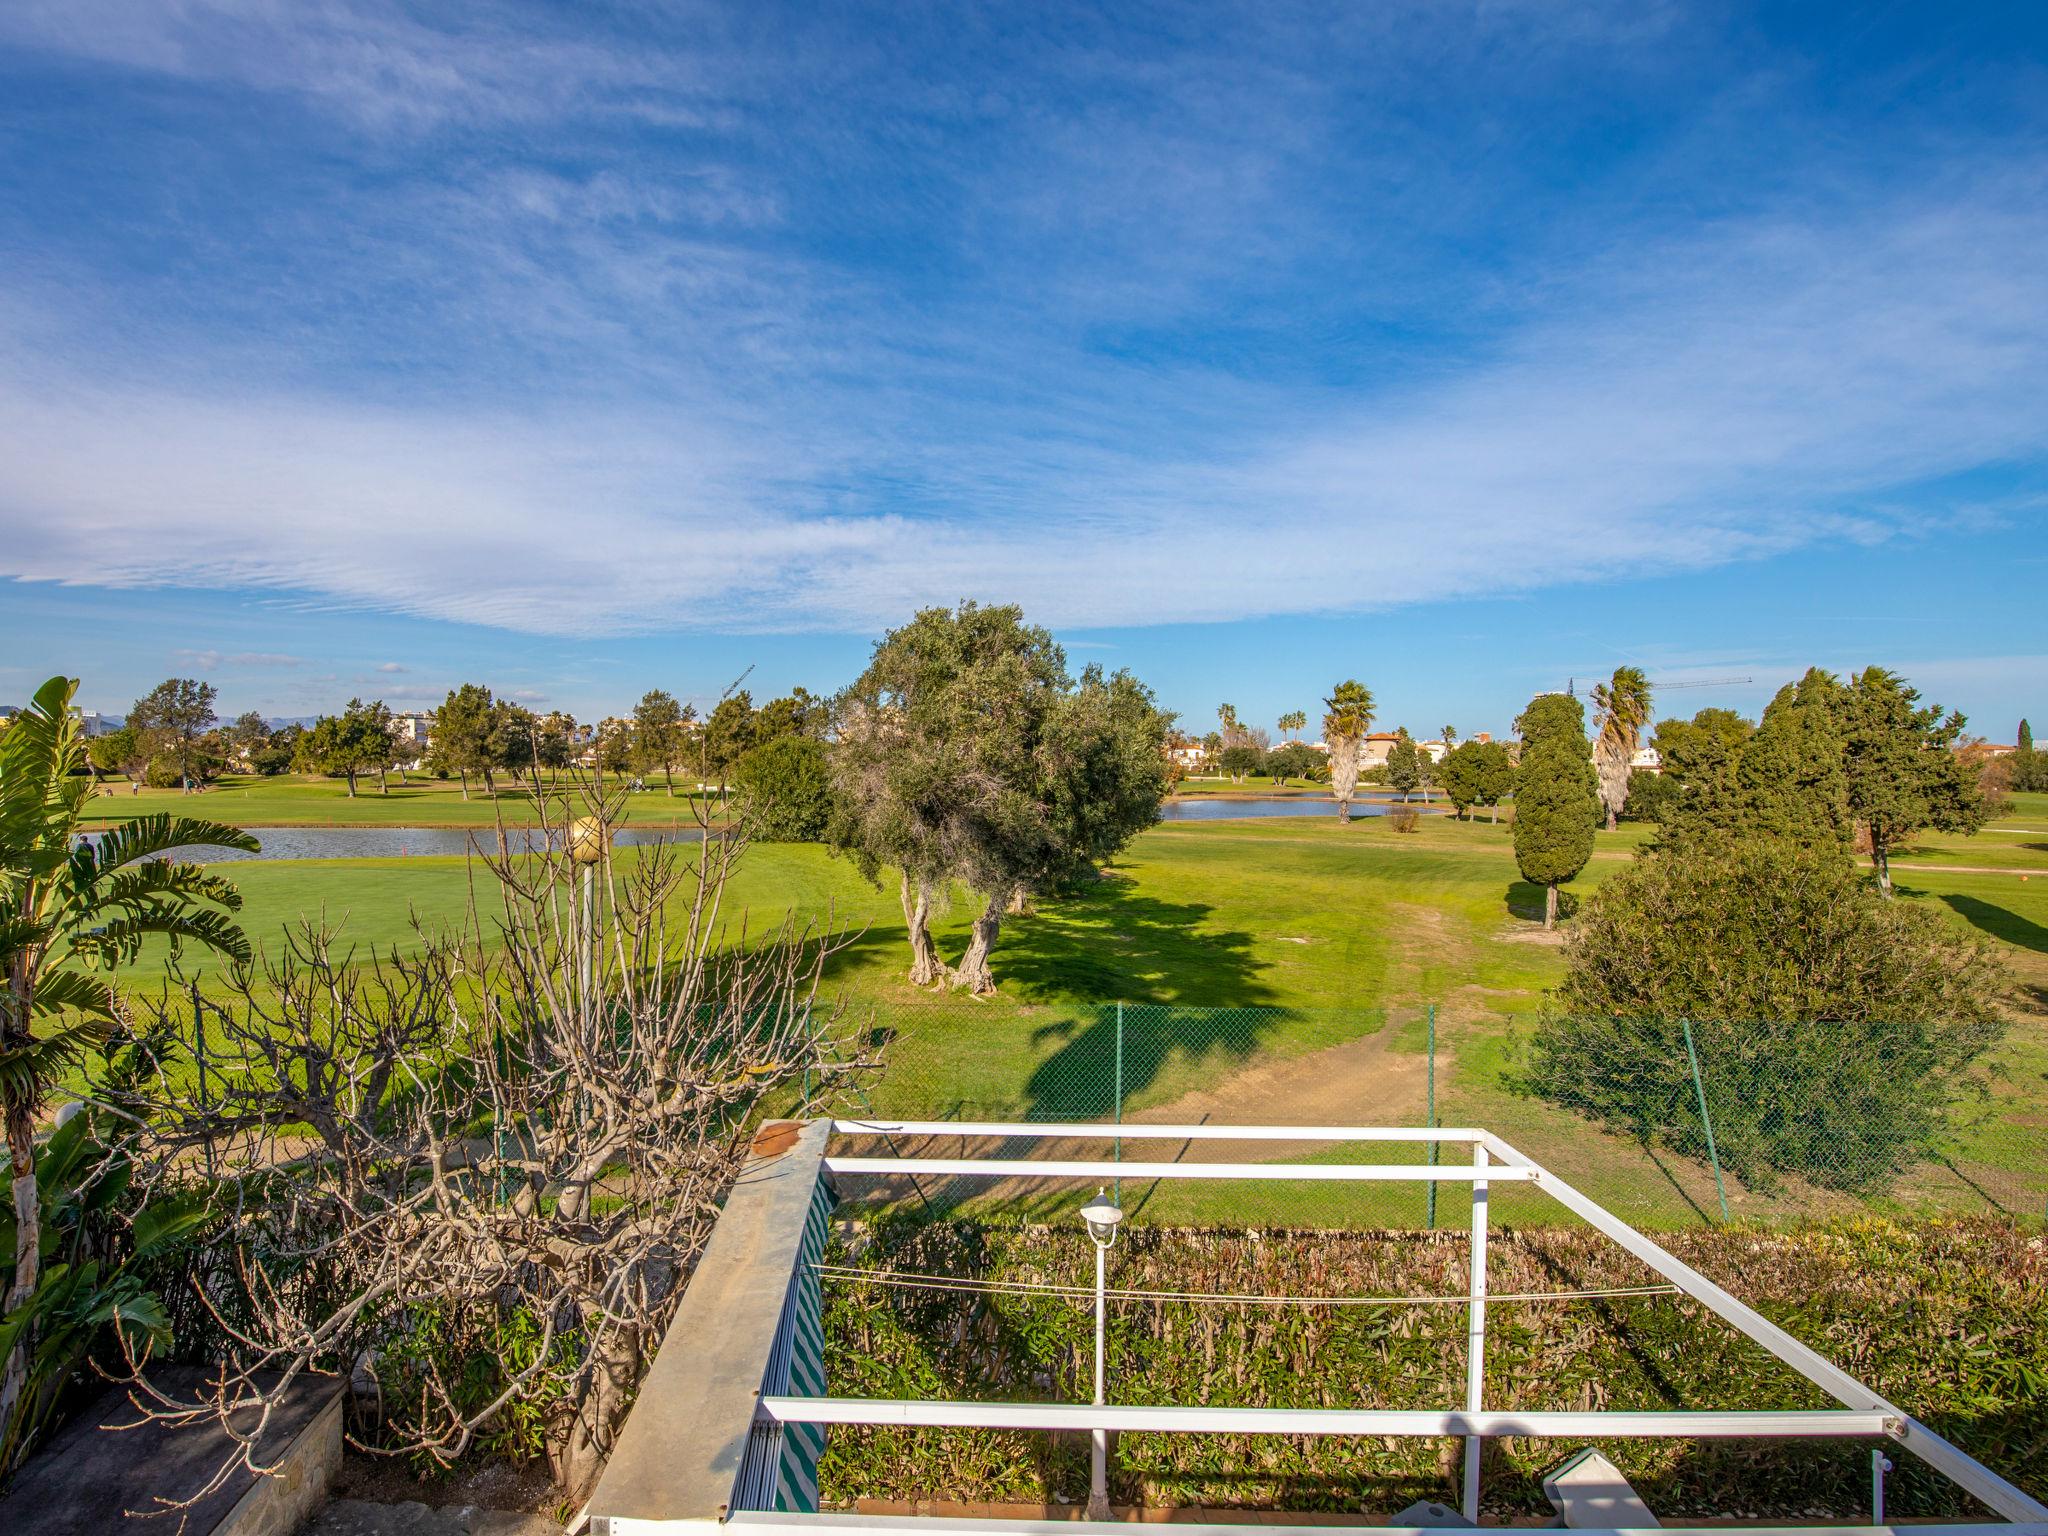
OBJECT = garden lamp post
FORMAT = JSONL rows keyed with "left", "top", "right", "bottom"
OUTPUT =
{"left": 567, "top": 814, "right": 607, "bottom": 1005}
{"left": 1080, "top": 1189, "right": 1123, "bottom": 1520}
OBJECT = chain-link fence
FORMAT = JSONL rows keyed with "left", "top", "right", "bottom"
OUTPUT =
{"left": 814, "top": 1000, "right": 2046, "bottom": 1232}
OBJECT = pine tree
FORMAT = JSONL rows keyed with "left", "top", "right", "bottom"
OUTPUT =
{"left": 1736, "top": 668, "right": 1850, "bottom": 851}
{"left": 1511, "top": 694, "right": 1600, "bottom": 928}
{"left": 1840, "top": 667, "right": 1986, "bottom": 894}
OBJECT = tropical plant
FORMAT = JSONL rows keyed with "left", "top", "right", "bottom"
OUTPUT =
{"left": 0, "top": 1109, "right": 212, "bottom": 1472}
{"left": 1589, "top": 667, "right": 1652, "bottom": 832}
{"left": 0, "top": 676, "right": 255, "bottom": 1453}
{"left": 1276, "top": 710, "right": 1307, "bottom": 741}
{"left": 1320, "top": 681, "right": 1374, "bottom": 824}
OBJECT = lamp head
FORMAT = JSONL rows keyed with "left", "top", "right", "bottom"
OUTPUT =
{"left": 1079, "top": 1188, "right": 1123, "bottom": 1246}
{"left": 567, "top": 815, "right": 608, "bottom": 866}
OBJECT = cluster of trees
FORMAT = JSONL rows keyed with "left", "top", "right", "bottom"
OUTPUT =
{"left": 1647, "top": 667, "right": 1985, "bottom": 892}
{"left": 2003, "top": 718, "right": 2046, "bottom": 792}
{"left": 831, "top": 602, "right": 1171, "bottom": 993}
{"left": 82, "top": 678, "right": 303, "bottom": 789}
{"left": 1, "top": 672, "right": 842, "bottom": 1491}
{"left": 1519, "top": 667, "right": 2008, "bottom": 1190}
{"left": 1437, "top": 735, "right": 1515, "bottom": 821}
{"left": 1204, "top": 704, "right": 1330, "bottom": 786}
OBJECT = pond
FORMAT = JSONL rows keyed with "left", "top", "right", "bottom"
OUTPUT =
{"left": 98, "top": 797, "right": 1440, "bottom": 862}
{"left": 1157, "top": 795, "right": 1438, "bottom": 821}
{"left": 87, "top": 824, "right": 703, "bottom": 864}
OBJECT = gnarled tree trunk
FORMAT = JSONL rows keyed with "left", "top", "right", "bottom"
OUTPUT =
{"left": 900, "top": 874, "right": 947, "bottom": 986}
{"left": 952, "top": 889, "right": 1007, "bottom": 995}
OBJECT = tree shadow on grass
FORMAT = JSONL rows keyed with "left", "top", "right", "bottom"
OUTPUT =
{"left": 1933, "top": 891, "right": 2048, "bottom": 956}
{"left": 1000, "top": 883, "right": 1281, "bottom": 1121}
{"left": 1504, "top": 880, "right": 1578, "bottom": 924}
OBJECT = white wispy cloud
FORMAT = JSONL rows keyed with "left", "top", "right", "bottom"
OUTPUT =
{"left": 0, "top": 0, "right": 710, "bottom": 132}
{"left": 1, "top": 4, "right": 2043, "bottom": 646}
{"left": 172, "top": 648, "right": 305, "bottom": 669}
{"left": 7, "top": 165, "right": 2040, "bottom": 638}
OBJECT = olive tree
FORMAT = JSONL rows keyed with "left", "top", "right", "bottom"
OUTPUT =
{"left": 831, "top": 603, "right": 1168, "bottom": 994}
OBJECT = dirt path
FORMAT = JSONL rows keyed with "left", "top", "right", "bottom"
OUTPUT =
{"left": 1127, "top": 1016, "right": 1428, "bottom": 1134}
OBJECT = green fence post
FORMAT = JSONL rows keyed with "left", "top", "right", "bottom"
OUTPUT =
{"left": 1426, "top": 1004, "right": 1438, "bottom": 1229}
{"left": 1114, "top": 1001, "right": 1125, "bottom": 1205}
{"left": 1681, "top": 1018, "right": 1730, "bottom": 1222}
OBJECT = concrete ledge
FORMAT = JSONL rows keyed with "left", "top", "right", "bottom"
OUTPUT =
{"left": 587, "top": 1121, "right": 831, "bottom": 1533}
{"left": 0, "top": 1366, "right": 342, "bottom": 1536}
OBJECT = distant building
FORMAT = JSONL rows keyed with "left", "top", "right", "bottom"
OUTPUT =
{"left": 1359, "top": 732, "right": 1403, "bottom": 768}
{"left": 391, "top": 710, "right": 434, "bottom": 745}
{"left": 1419, "top": 740, "right": 1449, "bottom": 763}
{"left": 1630, "top": 746, "right": 1662, "bottom": 772}
{"left": 1167, "top": 743, "right": 1206, "bottom": 770}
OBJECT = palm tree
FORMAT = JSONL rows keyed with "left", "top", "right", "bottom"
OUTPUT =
{"left": 1, "top": 676, "right": 257, "bottom": 1434}
{"left": 1277, "top": 710, "right": 1307, "bottom": 742}
{"left": 1590, "top": 667, "right": 1653, "bottom": 832}
{"left": 1321, "top": 681, "right": 1376, "bottom": 824}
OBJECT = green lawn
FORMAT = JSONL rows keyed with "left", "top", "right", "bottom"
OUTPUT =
{"left": 101, "top": 804, "right": 2048, "bottom": 1230}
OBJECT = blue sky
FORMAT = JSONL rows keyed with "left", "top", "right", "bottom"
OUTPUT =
{"left": 1, "top": 2, "right": 2043, "bottom": 741}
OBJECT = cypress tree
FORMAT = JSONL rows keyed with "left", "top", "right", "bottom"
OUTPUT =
{"left": 1736, "top": 668, "right": 1851, "bottom": 852}
{"left": 1512, "top": 693, "right": 1600, "bottom": 928}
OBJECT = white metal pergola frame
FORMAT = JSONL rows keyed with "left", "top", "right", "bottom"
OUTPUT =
{"left": 760, "top": 1120, "right": 2048, "bottom": 1535}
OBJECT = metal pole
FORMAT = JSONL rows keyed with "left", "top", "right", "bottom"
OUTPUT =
{"left": 1113, "top": 1002, "right": 1124, "bottom": 1206}
{"left": 1462, "top": 1143, "right": 1489, "bottom": 1521}
{"left": 1681, "top": 1019, "right": 1730, "bottom": 1222}
{"left": 1089, "top": 1239, "right": 1109, "bottom": 1520}
{"left": 1873, "top": 1450, "right": 1891, "bottom": 1524}
{"left": 580, "top": 863, "right": 594, "bottom": 1010}
{"left": 1426, "top": 1004, "right": 1438, "bottom": 1229}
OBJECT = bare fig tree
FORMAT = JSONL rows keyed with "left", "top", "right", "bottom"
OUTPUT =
{"left": 117, "top": 778, "right": 865, "bottom": 1507}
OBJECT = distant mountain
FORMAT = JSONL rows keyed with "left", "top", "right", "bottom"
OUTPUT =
{"left": 265, "top": 716, "right": 322, "bottom": 731}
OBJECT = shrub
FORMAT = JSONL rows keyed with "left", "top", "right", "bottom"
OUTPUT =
{"left": 1618, "top": 766, "right": 1675, "bottom": 822}
{"left": 821, "top": 1216, "right": 2048, "bottom": 1518}
{"left": 1388, "top": 807, "right": 1421, "bottom": 833}
{"left": 734, "top": 734, "right": 833, "bottom": 841}
{"left": 1519, "top": 838, "right": 2008, "bottom": 1189}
